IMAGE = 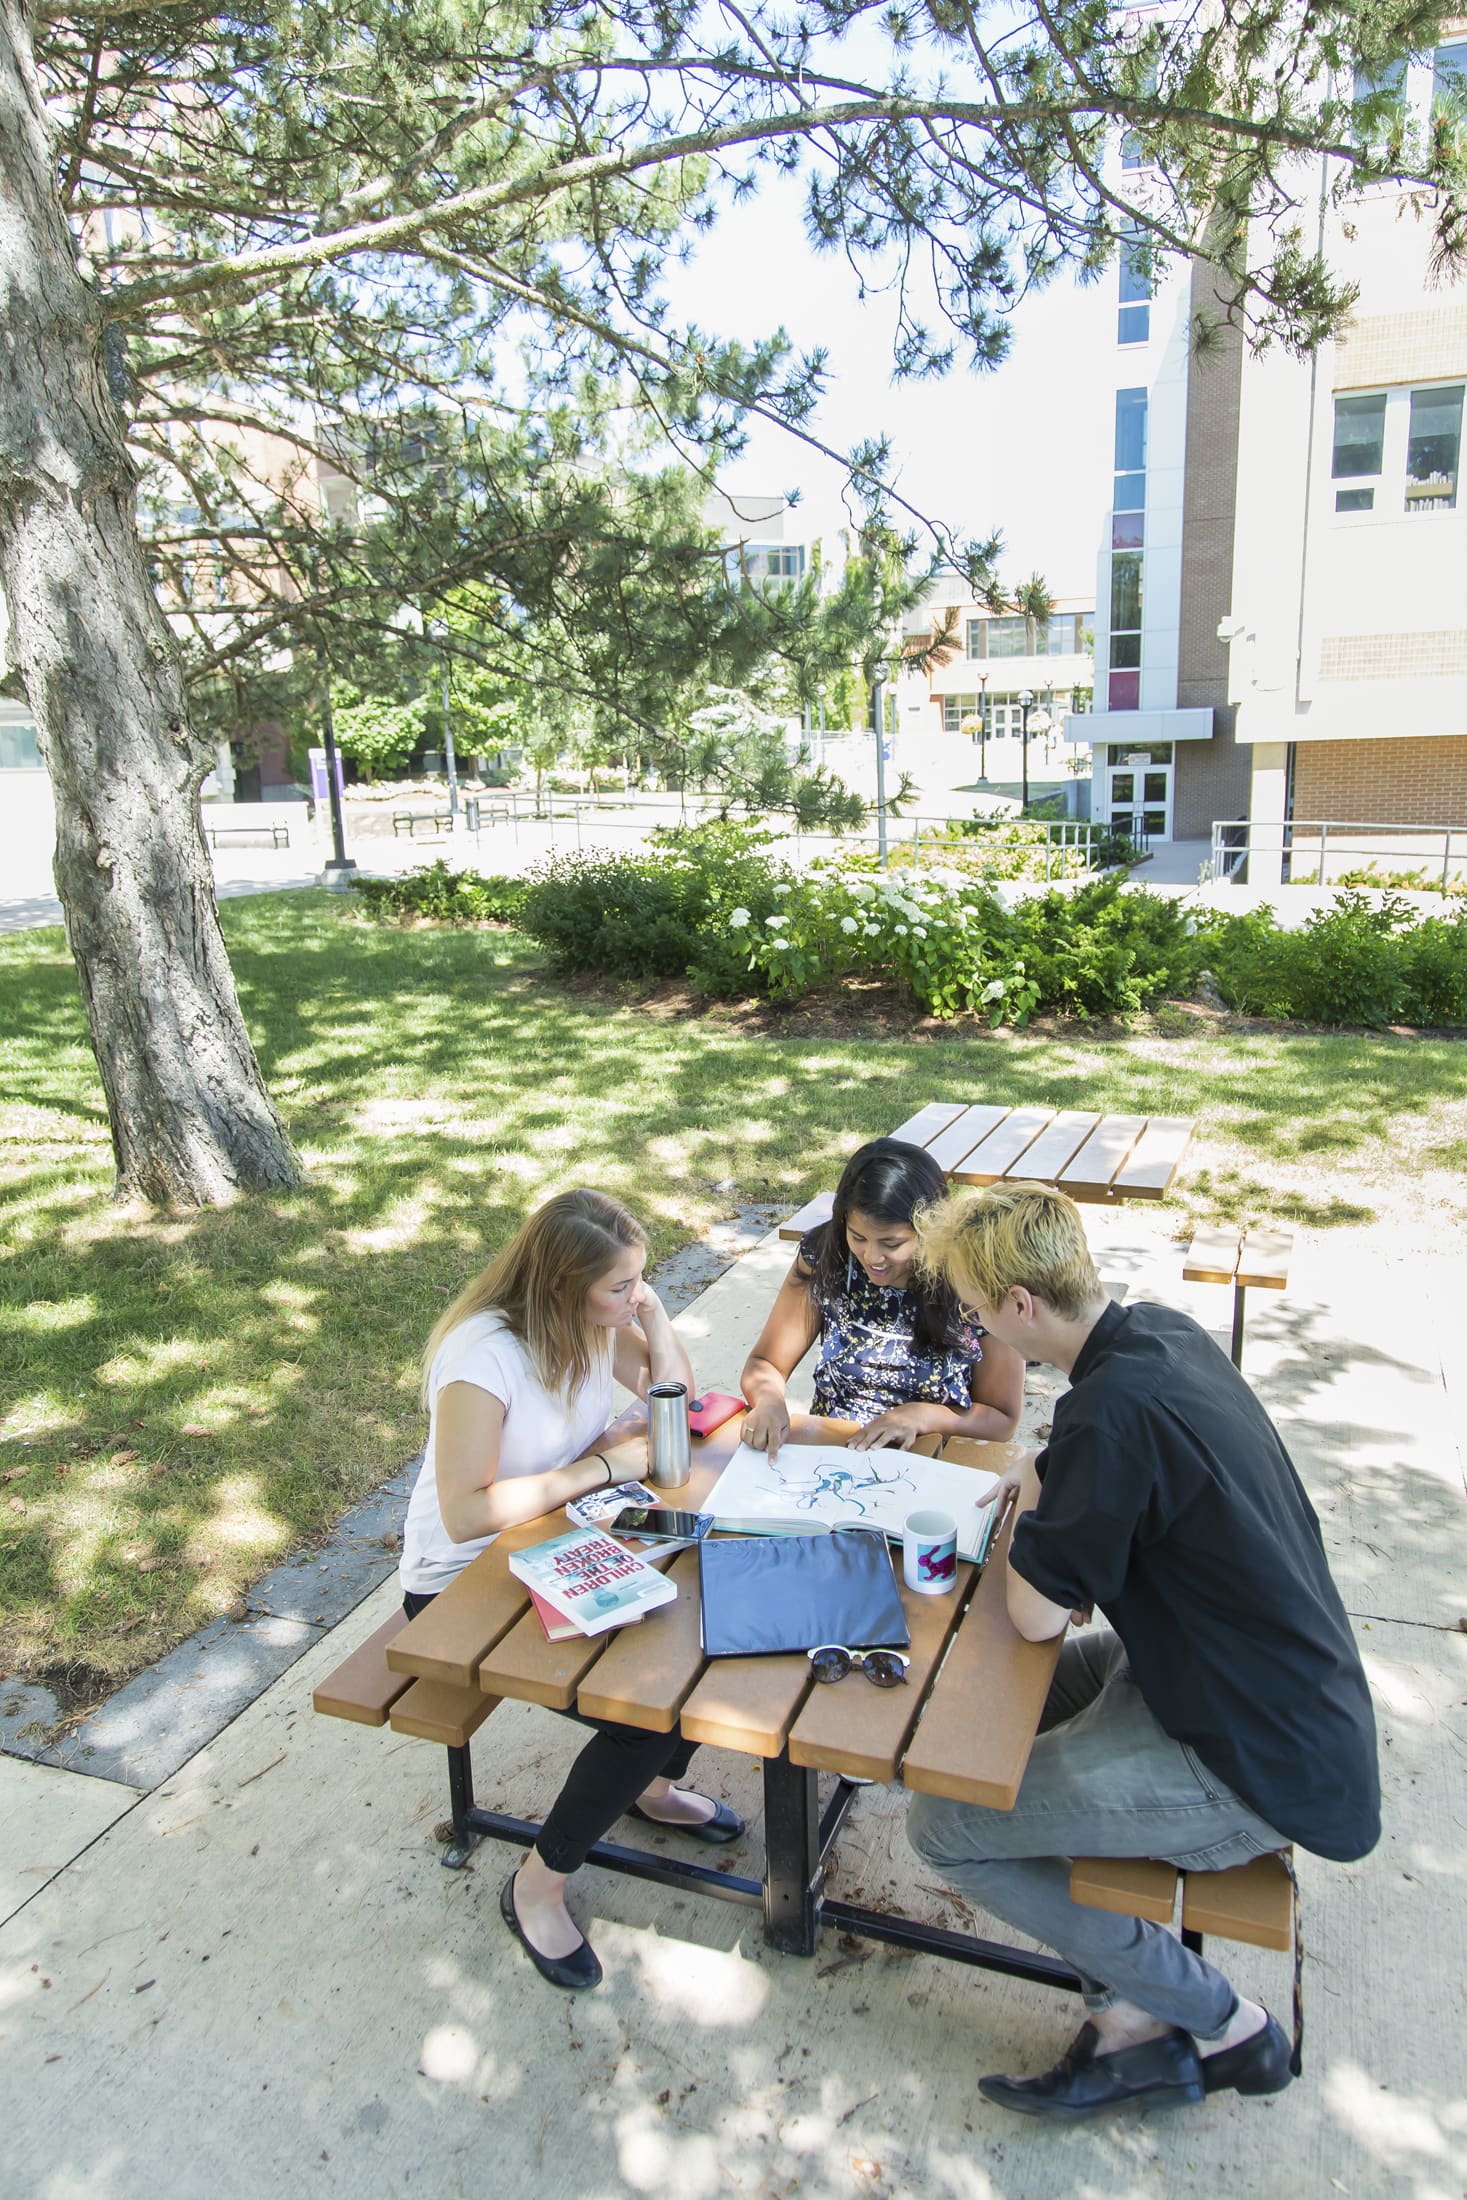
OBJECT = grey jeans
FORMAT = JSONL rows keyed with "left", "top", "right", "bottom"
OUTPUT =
{"left": 907, "top": 1629, "right": 1286, "bottom": 2036}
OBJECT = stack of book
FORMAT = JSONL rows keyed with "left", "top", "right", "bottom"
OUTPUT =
{"left": 509, "top": 1526, "right": 678, "bottom": 1643}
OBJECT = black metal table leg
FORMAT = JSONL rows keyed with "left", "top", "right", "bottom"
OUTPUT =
{"left": 441, "top": 1741, "right": 483, "bottom": 1868}
{"left": 1230, "top": 1283, "right": 1247, "bottom": 1369}
{"left": 762, "top": 1750, "right": 821, "bottom": 1955}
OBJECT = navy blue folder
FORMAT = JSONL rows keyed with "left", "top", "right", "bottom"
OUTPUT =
{"left": 697, "top": 1529, "right": 910, "bottom": 1657}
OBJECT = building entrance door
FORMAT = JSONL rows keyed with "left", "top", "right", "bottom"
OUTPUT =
{"left": 1107, "top": 754, "right": 1173, "bottom": 843}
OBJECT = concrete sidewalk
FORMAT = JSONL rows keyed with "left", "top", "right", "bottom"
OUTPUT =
{"left": 2, "top": 1211, "right": 1464, "bottom": 2199}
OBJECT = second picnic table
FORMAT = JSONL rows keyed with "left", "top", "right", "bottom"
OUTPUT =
{"left": 779, "top": 1100, "right": 1197, "bottom": 1244}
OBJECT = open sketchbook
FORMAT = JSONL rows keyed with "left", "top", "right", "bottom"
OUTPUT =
{"left": 698, "top": 1443, "right": 1002, "bottom": 1562}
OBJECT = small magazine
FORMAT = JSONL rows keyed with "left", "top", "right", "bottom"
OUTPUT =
{"left": 508, "top": 1527, "right": 677, "bottom": 1638}
{"left": 565, "top": 1479, "right": 650, "bottom": 1530}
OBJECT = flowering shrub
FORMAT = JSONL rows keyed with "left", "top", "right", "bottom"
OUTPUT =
{"left": 350, "top": 861, "right": 527, "bottom": 924}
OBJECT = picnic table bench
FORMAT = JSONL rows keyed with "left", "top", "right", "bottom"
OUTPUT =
{"left": 1183, "top": 1225, "right": 1294, "bottom": 1369}
{"left": 315, "top": 1405, "right": 1294, "bottom": 1997}
{"left": 779, "top": 1101, "right": 1198, "bottom": 1243}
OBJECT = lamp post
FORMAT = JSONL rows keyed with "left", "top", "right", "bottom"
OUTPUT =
{"left": 427, "top": 619, "right": 459, "bottom": 819}
{"left": 978, "top": 670, "right": 989, "bottom": 781}
{"left": 1018, "top": 688, "right": 1034, "bottom": 812}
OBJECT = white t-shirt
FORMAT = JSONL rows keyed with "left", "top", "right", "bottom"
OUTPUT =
{"left": 399, "top": 1311, "right": 615, "bottom": 1595}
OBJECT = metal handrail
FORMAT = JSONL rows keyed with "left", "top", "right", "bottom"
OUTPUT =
{"left": 1208, "top": 818, "right": 1467, "bottom": 889}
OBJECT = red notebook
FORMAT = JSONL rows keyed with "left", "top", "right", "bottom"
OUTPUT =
{"left": 528, "top": 1587, "right": 642, "bottom": 1644}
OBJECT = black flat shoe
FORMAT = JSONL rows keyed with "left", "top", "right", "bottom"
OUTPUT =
{"left": 1200, "top": 2011, "right": 1294, "bottom": 2096}
{"left": 628, "top": 1797, "right": 745, "bottom": 1845}
{"left": 979, "top": 2023, "right": 1205, "bottom": 2121}
{"left": 499, "top": 1872, "right": 602, "bottom": 1991}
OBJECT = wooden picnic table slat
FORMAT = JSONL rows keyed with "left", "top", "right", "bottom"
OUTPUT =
{"left": 899, "top": 1454, "right": 1065, "bottom": 1810}
{"left": 889, "top": 1101, "right": 969, "bottom": 1148}
{"left": 1000, "top": 1110, "right": 1100, "bottom": 1186}
{"left": 787, "top": 1561, "right": 975, "bottom": 1781}
{"left": 1234, "top": 1229, "right": 1293, "bottom": 1290}
{"left": 1182, "top": 1223, "right": 1243, "bottom": 1284}
{"left": 575, "top": 1547, "right": 708, "bottom": 1732}
{"left": 950, "top": 1105, "right": 1055, "bottom": 1184}
{"left": 386, "top": 1528, "right": 537, "bottom": 1688}
{"left": 678, "top": 1648, "right": 816, "bottom": 1757}
{"left": 778, "top": 1191, "right": 835, "bottom": 1243}
{"left": 1111, "top": 1115, "right": 1196, "bottom": 1199}
{"left": 1058, "top": 1113, "right": 1149, "bottom": 1199}
{"left": 924, "top": 1103, "right": 1011, "bottom": 1174}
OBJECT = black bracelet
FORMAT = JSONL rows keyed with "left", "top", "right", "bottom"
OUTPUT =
{"left": 590, "top": 1453, "right": 612, "bottom": 1487}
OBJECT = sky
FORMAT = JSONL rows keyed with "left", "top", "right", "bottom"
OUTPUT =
{"left": 659, "top": 166, "right": 1116, "bottom": 602}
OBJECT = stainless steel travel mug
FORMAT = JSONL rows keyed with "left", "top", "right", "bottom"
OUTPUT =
{"left": 646, "top": 1381, "right": 693, "bottom": 1489}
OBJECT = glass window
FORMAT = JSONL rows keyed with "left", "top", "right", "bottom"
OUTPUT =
{"left": 1336, "top": 486, "right": 1374, "bottom": 513}
{"left": 1434, "top": 41, "right": 1467, "bottom": 102}
{"left": 1118, "top": 230, "right": 1151, "bottom": 345}
{"left": 986, "top": 616, "right": 1033, "bottom": 658}
{"left": 1110, "top": 552, "right": 1143, "bottom": 631}
{"left": 1108, "top": 669, "right": 1141, "bottom": 710}
{"left": 1115, "top": 389, "right": 1148, "bottom": 473}
{"left": 1353, "top": 58, "right": 1406, "bottom": 103}
{"left": 1109, "top": 632, "right": 1141, "bottom": 669}
{"left": 0, "top": 716, "right": 42, "bottom": 769}
{"left": 1110, "top": 771, "right": 1135, "bottom": 804}
{"left": 1405, "top": 383, "right": 1462, "bottom": 511}
{"left": 1112, "top": 511, "right": 1145, "bottom": 549}
{"left": 1332, "top": 393, "right": 1386, "bottom": 478}
{"left": 1114, "top": 471, "right": 1146, "bottom": 512}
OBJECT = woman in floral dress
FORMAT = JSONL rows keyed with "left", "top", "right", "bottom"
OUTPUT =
{"left": 741, "top": 1138, "right": 1024, "bottom": 1457}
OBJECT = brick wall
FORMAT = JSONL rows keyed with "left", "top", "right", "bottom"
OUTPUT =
{"left": 1173, "top": 257, "right": 1253, "bottom": 836}
{"left": 1292, "top": 736, "right": 1467, "bottom": 825}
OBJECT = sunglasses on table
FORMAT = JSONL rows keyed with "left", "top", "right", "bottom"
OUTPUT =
{"left": 807, "top": 1644, "right": 911, "bottom": 1689}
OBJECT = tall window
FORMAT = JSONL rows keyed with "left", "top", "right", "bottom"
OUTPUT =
{"left": 1109, "top": 390, "right": 1147, "bottom": 708}
{"left": 1405, "top": 384, "right": 1463, "bottom": 511}
{"left": 1434, "top": 40, "right": 1467, "bottom": 103}
{"left": 1117, "top": 227, "right": 1151, "bottom": 346}
{"left": 1332, "top": 392, "right": 1386, "bottom": 511}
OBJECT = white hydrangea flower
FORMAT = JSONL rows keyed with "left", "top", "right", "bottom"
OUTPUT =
{"left": 913, "top": 926, "right": 928, "bottom": 939}
{"left": 773, "top": 881, "right": 794, "bottom": 895}
{"left": 982, "top": 977, "right": 1006, "bottom": 1001}
{"left": 766, "top": 913, "right": 788, "bottom": 929}
{"left": 894, "top": 924, "right": 909, "bottom": 936}
{"left": 840, "top": 916, "right": 859, "bottom": 934}
{"left": 847, "top": 880, "right": 875, "bottom": 904}
{"left": 864, "top": 923, "right": 880, "bottom": 937}
{"left": 729, "top": 907, "right": 750, "bottom": 929}
{"left": 769, "top": 936, "right": 790, "bottom": 951}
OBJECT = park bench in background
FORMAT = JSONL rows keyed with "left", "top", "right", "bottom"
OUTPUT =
{"left": 206, "top": 820, "right": 290, "bottom": 850}
{"left": 392, "top": 809, "right": 453, "bottom": 839}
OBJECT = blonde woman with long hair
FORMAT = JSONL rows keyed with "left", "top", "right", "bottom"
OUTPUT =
{"left": 400, "top": 1188, "right": 743, "bottom": 1992}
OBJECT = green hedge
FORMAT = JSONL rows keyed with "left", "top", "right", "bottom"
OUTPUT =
{"left": 349, "top": 861, "right": 527, "bottom": 924}
{"left": 355, "top": 847, "right": 1467, "bottom": 1029}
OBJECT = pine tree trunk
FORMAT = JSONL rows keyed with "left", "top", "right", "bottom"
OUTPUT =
{"left": 0, "top": 1, "right": 301, "bottom": 1204}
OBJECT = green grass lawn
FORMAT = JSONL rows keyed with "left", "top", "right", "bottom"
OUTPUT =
{"left": 3, "top": 889, "right": 1465, "bottom": 1701}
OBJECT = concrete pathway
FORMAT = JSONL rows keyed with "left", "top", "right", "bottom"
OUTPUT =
{"left": 2, "top": 1212, "right": 1464, "bottom": 2199}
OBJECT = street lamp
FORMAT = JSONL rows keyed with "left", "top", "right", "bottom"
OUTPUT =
{"left": 1018, "top": 688, "right": 1034, "bottom": 812}
{"left": 978, "top": 670, "right": 989, "bottom": 781}
{"left": 427, "top": 619, "right": 459, "bottom": 819}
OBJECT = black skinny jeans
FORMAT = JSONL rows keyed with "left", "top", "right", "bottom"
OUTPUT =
{"left": 403, "top": 1590, "right": 700, "bottom": 1874}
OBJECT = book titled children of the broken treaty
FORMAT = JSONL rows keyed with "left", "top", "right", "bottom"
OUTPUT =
{"left": 507, "top": 1526, "right": 677, "bottom": 1638}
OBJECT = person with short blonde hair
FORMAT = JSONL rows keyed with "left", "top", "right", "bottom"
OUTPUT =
{"left": 915, "top": 1180, "right": 1101, "bottom": 1324}
{"left": 907, "top": 1181, "right": 1379, "bottom": 2121}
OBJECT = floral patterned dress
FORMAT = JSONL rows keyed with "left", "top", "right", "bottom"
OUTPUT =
{"left": 800, "top": 1232, "right": 987, "bottom": 1422}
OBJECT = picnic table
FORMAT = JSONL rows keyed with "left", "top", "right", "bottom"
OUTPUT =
{"left": 382, "top": 1408, "right": 1081, "bottom": 1987}
{"left": 779, "top": 1101, "right": 1197, "bottom": 1242}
